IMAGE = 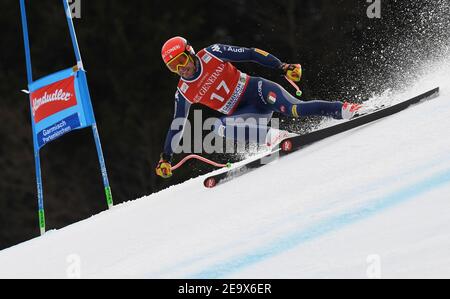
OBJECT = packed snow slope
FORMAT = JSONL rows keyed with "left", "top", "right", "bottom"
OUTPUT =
{"left": 1, "top": 61, "right": 450, "bottom": 278}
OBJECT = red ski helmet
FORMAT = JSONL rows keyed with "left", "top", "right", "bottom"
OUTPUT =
{"left": 161, "top": 37, "right": 196, "bottom": 64}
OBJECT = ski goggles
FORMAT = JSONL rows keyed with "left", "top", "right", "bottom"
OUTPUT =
{"left": 166, "top": 52, "right": 191, "bottom": 73}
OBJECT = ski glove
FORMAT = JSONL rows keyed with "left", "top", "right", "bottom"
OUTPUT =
{"left": 282, "top": 63, "right": 302, "bottom": 82}
{"left": 156, "top": 153, "right": 173, "bottom": 179}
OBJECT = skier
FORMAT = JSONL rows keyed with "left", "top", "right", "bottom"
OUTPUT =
{"left": 156, "top": 37, "right": 361, "bottom": 178}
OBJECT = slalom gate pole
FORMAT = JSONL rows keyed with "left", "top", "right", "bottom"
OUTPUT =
{"left": 62, "top": 0, "right": 83, "bottom": 67}
{"left": 19, "top": 0, "right": 32, "bottom": 83}
{"left": 92, "top": 124, "right": 114, "bottom": 208}
{"left": 63, "top": 0, "right": 113, "bottom": 209}
{"left": 34, "top": 153, "right": 46, "bottom": 235}
{"left": 20, "top": 0, "right": 115, "bottom": 235}
{"left": 20, "top": 0, "right": 47, "bottom": 235}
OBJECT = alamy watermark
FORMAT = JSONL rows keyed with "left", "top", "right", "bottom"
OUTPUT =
{"left": 66, "top": 254, "right": 82, "bottom": 279}
{"left": 366, "top": 254, "right": 382, "bottom": 279}
{"left": 69, "top": 0, "right": 81, "bottom": 19}
{"left": 367, "top": 0, "right": 382, "bottom": 19}
{"left": 169, "top": 111, "right": 283, "bottom": 160}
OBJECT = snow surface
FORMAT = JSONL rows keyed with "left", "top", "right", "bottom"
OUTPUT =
{"left": 1, "top": 59, "right": 450, "bottom": 279}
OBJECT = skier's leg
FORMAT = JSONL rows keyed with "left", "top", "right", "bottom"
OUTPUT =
{"left": 256, "top": 77, "right": 344, "bottom": 119}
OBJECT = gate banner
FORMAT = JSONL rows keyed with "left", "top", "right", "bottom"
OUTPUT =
{"left": 28, "top": 67, "right": 95, "bottom": 149}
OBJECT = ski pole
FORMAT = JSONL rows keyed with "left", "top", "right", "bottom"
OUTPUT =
{"left": 172, "top": 155, "right": 232, "bottom": 172}
{"left": 285, "top": 76, "right": 303, "bottom": 97}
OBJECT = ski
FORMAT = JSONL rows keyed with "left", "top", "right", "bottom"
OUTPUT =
{"left": 204, "top": 88, "right": 440, "bottom": 188}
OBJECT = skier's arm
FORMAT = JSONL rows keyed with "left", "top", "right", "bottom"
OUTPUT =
{"left": 162, "top": 91, "right": 191, "bottom": 160}
{"left": 157, "top": 91, "right": 191, "bottom": 178}
{"left": 206, "top": 44, "right": 284, "bottom": 70}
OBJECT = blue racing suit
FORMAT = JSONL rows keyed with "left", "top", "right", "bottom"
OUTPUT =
{"left": 163, "top": 44, "right": 343, "bottom": 158}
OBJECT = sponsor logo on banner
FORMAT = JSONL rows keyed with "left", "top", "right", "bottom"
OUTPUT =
{"left": 31, "top": 76, "right": 77, "bottom": 123}
{"left": 37, "top": 113, "right": 81, "bottom": 148}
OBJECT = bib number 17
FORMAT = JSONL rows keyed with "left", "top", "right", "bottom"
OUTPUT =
{"left": 211, "top": 81, "right": 230, "bottom": 103}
